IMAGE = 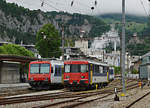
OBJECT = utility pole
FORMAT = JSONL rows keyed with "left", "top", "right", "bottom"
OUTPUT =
{"left": 121, "top": 0, "right": 126, "bottom": 95}
{"left": 120, "top": 34, "right": 122, "bottom": 85}
{"left": 62, "top": 25, "right": 65, "bottom": 61}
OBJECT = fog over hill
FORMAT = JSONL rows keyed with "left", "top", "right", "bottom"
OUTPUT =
{"left": 6, "top": 0, "right": 150, "bottom": 16}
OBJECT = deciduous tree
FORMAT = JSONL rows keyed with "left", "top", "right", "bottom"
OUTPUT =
{"left": 36, "top": 23, "right": 61, "bottom": 58}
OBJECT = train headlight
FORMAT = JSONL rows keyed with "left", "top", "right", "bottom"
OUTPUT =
{"left": 66, "top": 76, "right": 70, "bottom": 79}
{"left": 81, "top": 76, "right": 85, "bottom": 78}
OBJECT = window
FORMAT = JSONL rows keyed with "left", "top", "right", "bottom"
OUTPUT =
{"left": 99, "top": 66, "right": 103, "bottom": 73}
{"left": 103, "top": 67, "right": 108, "bottom": 73}
{"left": 51, "top": 67, "right": 53, "bottom": 73}
{"left": 40, "top": 64, "right": 50, "bottom": 74}
{"left": 55, "top": 65, "right": 62, "bottom": 76}
{"left": 71, "top": 64, "right": 79, "bottom": 73}
{"left": 81, "top": 64, "right": 88, "bottom": 73}
{"left": 94, "top": 65, "right": 99, "bottom": 74}
{"left": 65, "top": 64, "right": 88, "bottom": 73}
{"left": 65, "top": 65, "right": 70, "bottom": 73}
{"left": 30, "top": 63, "right": 50, "bottom": 74}
{"left": 30, "top": 64, "right": 39, "bottom": 74}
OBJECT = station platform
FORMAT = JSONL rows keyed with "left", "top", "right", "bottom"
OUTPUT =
{"left": 0, "top": 83, "right": 30, "bottom": 91}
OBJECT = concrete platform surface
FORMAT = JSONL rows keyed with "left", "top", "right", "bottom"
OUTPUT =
{"left": 0, "top": 83, "right": 30, "bottom": 90}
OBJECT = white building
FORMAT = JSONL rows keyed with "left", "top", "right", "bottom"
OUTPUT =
{"left": 75, "top": 39, "right": 88, "bottom": 55}
{"left": 91, "top": 24, "right": 120, "bottom": 51}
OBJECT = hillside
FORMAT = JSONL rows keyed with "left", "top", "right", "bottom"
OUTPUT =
{"left": 99, "top": 14, "right": 147, "bottom": 23}
{"left": 0, "top": 0, "right": 110, "bottom": 44}
{"left": 98, "top": 14, "right": 150, "bottom": 56}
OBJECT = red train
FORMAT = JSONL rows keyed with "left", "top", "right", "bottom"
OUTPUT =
{"left": 28, "top": 60, "right": 63, "bottom": 90}
{"left": 63, "top": 60, "right": 114, "bottom": 90}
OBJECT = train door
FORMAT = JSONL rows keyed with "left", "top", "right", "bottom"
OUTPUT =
{"left": 53, "top": 65, "right": 62, "bottom": 83}
{"left": 50, "top": 64, "right": 54, "bottom": 83}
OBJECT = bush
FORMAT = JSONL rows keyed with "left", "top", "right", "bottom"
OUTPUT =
{"left": 131, "top": 68, "right": 138, "bottom": 74}
{"left": 0, "top": 44, "right": 34, "bottom": 57}
{"left": 114, "top": 66, "right": 120, "bottom": 75}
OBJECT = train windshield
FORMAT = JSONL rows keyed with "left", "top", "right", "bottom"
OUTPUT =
{"left": 64, "top": 64, "right": 88, "bottom": 73}
{"left": 80, "top": 64, "right": 88, "bottom": 73}
{"left": 30, "top": 63, "right": 50, "bottom": 74}
{"left": 71, "top": 64, "right": 79, "bottom": 73}
{"left": 30, "top": 64, "right": 39, "bottom": 74}
{"left": 40, "top": 64, "right": 50, "bottom": 74}
{"left": 64, "top": 64, "right": 70, "bottom": 73}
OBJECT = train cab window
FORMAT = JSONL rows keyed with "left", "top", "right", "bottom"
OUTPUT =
{"left": 81, "top": 64, "right": 88, "bottom": 73}
{"left": 65, "top": 65, "right": 70, "bottom": 73}
{"left": 40, "top": 64, "right": 50, "bottom": 74}
{"left": 30, "top": 64, "right": 39, "bottom": 74}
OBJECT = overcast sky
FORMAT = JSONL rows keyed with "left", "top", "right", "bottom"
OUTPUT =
{"left": 6, "top": 0, "right": 150, "bottom": 16}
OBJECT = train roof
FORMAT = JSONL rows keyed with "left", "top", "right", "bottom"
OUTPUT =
{"left": 88, "top": 60, "right": 109, "bottom": 66}
{"left": 30, "top": 59, "right": 63, "bottom": 65}
{"left": 64, "top": 60, "right": 89, "bottom": 64}
{"left": 64, "top": 59, "right": 108, "bottom": 66}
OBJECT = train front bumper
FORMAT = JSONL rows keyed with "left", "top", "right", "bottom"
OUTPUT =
{"left": 64, "top": 80, "right": 88, "bottom": 87}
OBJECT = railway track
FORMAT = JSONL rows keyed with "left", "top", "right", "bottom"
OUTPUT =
{"left": 0, "top": 90, "right": 70, "bottom": 105}
{"left": 125, "top": 91, "right": 150, "bottom": 108}
{"left": 0, "top": 80, "right": 139, "bottom": 107}
{"left": 32, "top": 83, "right": 139, "bottom": 108}
{"left": 0, "top": 87, "right": 114, "bottom": 106}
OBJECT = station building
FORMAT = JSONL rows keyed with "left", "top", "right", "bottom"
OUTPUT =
{"left": 139, "top": 52, "right": 150, "bottom": 80}
{"left": 0, "top": 55, "right": 37, "bottom": 84}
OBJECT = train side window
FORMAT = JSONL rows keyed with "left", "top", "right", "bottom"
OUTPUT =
{"left": 58, "top": 66, "right": 61, "bottom": 75}
{"left": 94, "top": 65, "right": 99, "bottom": 74}
{"left": 51, "top": 67, "right": 53, "bottom": 73}
{"left": 55, "top": 67, "right": 58, "bottom": 75}
{"left": 99, "top": 66, "right": 103, "bottom": 73}
{"left": 103, "top": 66, "right": 107, "bottom": 73}
{"left": 54, "top": 65, "right": 61, "bottom": 76}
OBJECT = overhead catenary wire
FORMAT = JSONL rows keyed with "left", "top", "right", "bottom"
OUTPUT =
{"left": 139, "top": 0, "right": 149, "bottom": 18}
{"left": 13, "top": 0, "right": 98, "bottom": 15}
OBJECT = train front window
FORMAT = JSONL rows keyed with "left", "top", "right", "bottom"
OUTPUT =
{"left": 71, "top": 64, "right": 79, "bottom": 73}
{"left": 40, "top": 64, "right": 50, "bottom": 74}
{"left": 81, "top": 64, "right": 88, "bottom": 73}
{"left": 65, "top": 65, "right": 70, "bottom": 73}
{"left": 30, "top": 64, "right": 39, "bottom": 74}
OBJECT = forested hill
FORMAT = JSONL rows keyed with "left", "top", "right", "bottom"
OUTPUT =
{"left": 98, "top": 13, "right": 147, "bottom": 23}
{"left": 0, "top": 0, "right": 110, "bottom": 44}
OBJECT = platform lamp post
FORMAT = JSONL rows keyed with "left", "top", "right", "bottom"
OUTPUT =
{"left": 121, "top": 0, "right": 126, "bottom": 96}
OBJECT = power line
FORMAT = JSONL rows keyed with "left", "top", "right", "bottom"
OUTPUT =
{"left": 139, "top": 0, "right": 149, "bottom": 18}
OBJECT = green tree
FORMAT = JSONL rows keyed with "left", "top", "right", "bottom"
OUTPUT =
{"left": 114, "top": 66, "right": 120, "bottom": 75}
{"left": 36, "top": 23, "right": 62, "bottom": 58}
{"left": 131, "top": 68, "right": 138, "bottom": 74}
{"left": 0, "top": 44, "right": 34, "bottom": 57}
